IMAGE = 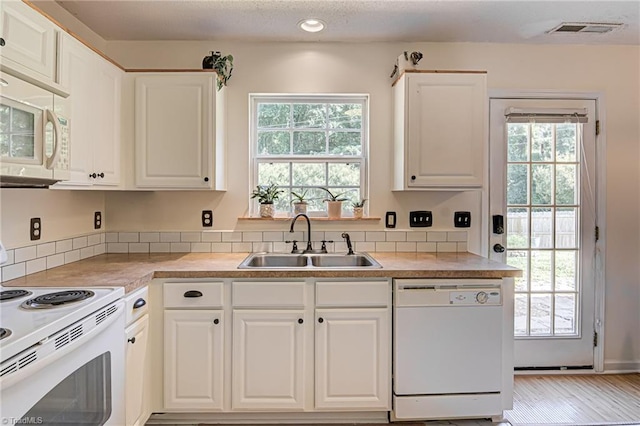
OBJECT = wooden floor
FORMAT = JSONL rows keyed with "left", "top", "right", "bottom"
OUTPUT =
{"left": 506, "top": 374, "right": 640, "bottom": 425}
{"left": 197, "top": 375, "right": 640, "bottom": 426}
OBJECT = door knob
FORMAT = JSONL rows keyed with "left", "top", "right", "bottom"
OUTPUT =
{"left": 493, "top": 243, "right": 505, "bottom": 253}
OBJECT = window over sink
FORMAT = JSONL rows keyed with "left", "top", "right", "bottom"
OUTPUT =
{"left": 250, "top": 94, "right": 369, "bottom": 216}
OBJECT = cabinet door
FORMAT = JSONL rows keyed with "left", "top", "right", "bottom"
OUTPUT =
{"left": 232, "top": 310, "right": 306, "bottom": 410}
{"left": 406, "top": 73, "right": 486, "bottom": 188}
{"left": 0, "top": 1, "right": 56, "bottom": 82}
{"left": 93, "top": 59, "right": 121, "bottom": 186}
{"left": 125, "top": 314, "right": 149, "bottom": 426}
{"left": 56, "top": 33, "right": 94, "bottom": 185}
{"left": 315, "top": 308, "right": 390, "bottom": 410}
{"left": 135, "top": 74, "right": 214, "bottom": 189}
{"left": 164, "top": 310, "right": 224, "bottom": 410}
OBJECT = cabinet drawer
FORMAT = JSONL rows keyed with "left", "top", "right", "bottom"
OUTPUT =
{"left": 164, "top": 281, "right": 223, "bottom": 308}
{"left": 124, "top": 286, "right": 149, "bottom": 325}
{"left": 316, "top": 281, "right": 390, "bottom": 307}
{"left": 232, "top": 281, "right": 306, "bottom": 308}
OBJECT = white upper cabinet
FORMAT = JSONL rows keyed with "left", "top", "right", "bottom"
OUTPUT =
{"left": 134, "top": 73, "right": 226, "bottom": 190}
{"left": 393, "top": 71, "right": 487, "bottom": 190}
{"left": 0, "top": 1, "right": 57, "bottom": 85}
{"left": 55, "top": 33, "right": 122, "bottom": 188}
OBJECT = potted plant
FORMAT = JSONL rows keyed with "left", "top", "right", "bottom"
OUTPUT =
{"left": 291, "top": 189, "right": 310, "bottom": 215}
{"left": 351, "top": 199, "right": 367, "bottom": 219}
{"left": 251, "top": 183, "right": 283, "bottom": 218}
{"left": 320, "top": 187, "right": 347, "bottom": 219}
{"left": 202, "top": 51, "right": 234, "bottom": 91}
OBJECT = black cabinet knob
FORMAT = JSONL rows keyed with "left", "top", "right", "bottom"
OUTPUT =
{"left": 0, "top": 38, "right": 5, "bottom": 47}
{"left": 410, "top": 175, "right": 416, "bottom": 180}
{"left": 89, "top": 173, "right": 96, "bottom": 178}
{"left": 128, "top": 337, "right": 136, "bottom": 344}
{"left": 184, "top": 290, "right": 203, "bottom": 298}
{"left": 213, "top": 318, "right": 220, "bottom": 325}
{"left": 318, "top": 317, "right": 324, "bottom": 323}
{"left": 298, "top": 318, "right": 304, "bottom": 324}
{"left": 98, "top": 172, "right": 105, "bottom": 178}
{"left": 133, "top": 298, "right": 146, "bottom": 309}
{"left": 493, "top": 243, "right": 506, "bottom": 253}
{"left": 204, "top": 177, "right": 209, "bottom": 182}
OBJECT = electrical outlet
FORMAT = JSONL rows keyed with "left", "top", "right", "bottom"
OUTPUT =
{"left": 409, "top": 211, "right": 433, "bottom": 227}
{"left": 454, "top": 211, "right": 471, "bottom": 228}
{"left": 94, "top": 211, "right": 102, "bottom": 229}
{"left": 30, "top": 218, "right": 41, "bottom": 241}
{"left": 202, "top": 210, "right": 213, "bottom": 227}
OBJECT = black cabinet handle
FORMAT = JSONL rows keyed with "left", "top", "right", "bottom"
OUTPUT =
{"left": 184, "top": 290, "right": 203, "bottom": 298}
{"left": 318, "top": 317, "right": 324, "bottom": 323}
{"left": 204, "top": 177, "right": 209, "bottom": 182}
{"left": 89, "top": 173, "right": 96, "bottom": 178}
{"left": 213, "top": 318, "right": 220, "bottom": 325}
{"left": 410, "top": 175, "right": 416, "bottom": 181}
{"left": 298, "top": 318, "right": 304, "bottom": 324}
{"left": 133, "top": 298, "right": 146, "bottom": 309}
{"left": 98, "top": 172, "right": 105, "bottom": 178}
{"left": 0, "top": 38, "right": 5, "bottom": 47}
{"left": 128, "top": 337, "right": 136, "bottom": 344}
{"left": 493, "top": 243, "right": 506, "bottom": 253}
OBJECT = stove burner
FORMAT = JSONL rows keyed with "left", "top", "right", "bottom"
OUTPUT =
{"left": 0, "top": 328, "right": 11, "bottom": 340}
{"left": 0, "top": 289, "right": 33, "bottom": 301}
{"left": 21, "top": 290, "right": 95, "bottom": 309}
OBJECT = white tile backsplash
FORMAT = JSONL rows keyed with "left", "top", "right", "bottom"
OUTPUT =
{"left": 386, "top": 231, "right": 407, "bottom": 242}
{"left": 36, "top": 242, "right": 56, "bottom": 258}
{"left": 242, "top": 231, "right": 262, "bottom": 242}
{"left": 221, "top": 231, "right": 242, "bottom": 242}
{"left": 150, "top": 242, "right": 170, "bottom": 253}
{"left": 232, "top": 242, "right": 252, "bottom": 252}
{"left": 427, "top": 231, "right": 448, "bottom": 242}
{"left": 73, "top": 236, "right": 88, "bottom": 249}
{"left": 191, "top": 242, "right": 212, "bottom": 253}
{"left": 211, "top": 242, "right": 232, "bottom": 253}
{"left": 64, "top": 249, "right": 81, "bottom": 264}
{"left": 107, "top": 243, "right": 128, "bottom": 253}
{"left": 26, "top": 257, "right": 47, "bottom": 275}
{"left": 140, "top": 232, "right": 160, "bottom": 243}
{"left": 201, "top": 232, "right": 222, "bottom": 242}
{"left": 396, "top": 242, "right": 417, "bottom": 252}
{"left": 366, "top": 231, "right": 386, "bottom": 242}
{"left": 80, "top": 246, "right": 95, "bottom": 259}
{"left": 128, "top": 243, "right": 150, "bottom": 253}
{"left": 87, "top": 234, "right": 102, "bottom": 246}
{"left": 181, "top": 232, "right": 201, "bottom": 242}
{"left": 262, "top": 231, "right": 284, "bottom": 242}
{"left": 170, "top": 242, "right": 191, "bottom": 253}
{"left": 437, "top": 242, "right": 458, "bottom": 252}
{"left": 56, "top": 239, "right": 73, "bottom": 253}
{"left": 47, "top": 253, "right": 65, "bottom": 269}
{"left": 375, "top": 242, "right": 396, "bottom": 252}
{"left": 3, "top": 263, "right": 25, "bottom": 281}
{"left": 417, "top": 242, "right": 437, "bottom": 252}
{"left": 407, "top": 231, "right": 427, "bottom": 242}
{"left": 105, "top": 233, "right": 118, "bottom": 243}
{"left": 118, "top": 233, "right": 139, "bottom": 243}
{"left": 160, "top": 232, "right": 181, "bottom": 243}
{"left": 15, "top": 246, "right": 37, "bottom": 263}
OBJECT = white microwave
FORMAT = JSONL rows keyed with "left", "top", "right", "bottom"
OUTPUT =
{"left": 0, "top": 72, "right": 70, "bottom": 187}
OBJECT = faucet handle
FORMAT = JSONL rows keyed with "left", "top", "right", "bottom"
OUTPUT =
{"left": 320, "top": 240, "right": 334, "bottom": 253}
{"left": 285, "top": 240, "right": 298, "bottom": 253}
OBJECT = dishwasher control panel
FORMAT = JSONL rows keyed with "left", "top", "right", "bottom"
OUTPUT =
{"left": 449, "top": 289, "right": 501, "bottom": 305}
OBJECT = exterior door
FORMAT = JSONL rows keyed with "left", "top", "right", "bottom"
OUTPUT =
{"left": 489, "top": 98, "right": 597, "bottom": 368}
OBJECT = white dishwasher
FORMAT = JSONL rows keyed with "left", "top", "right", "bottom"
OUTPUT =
{"left": 393, "top": 279, "right": 504, "bottom": 420}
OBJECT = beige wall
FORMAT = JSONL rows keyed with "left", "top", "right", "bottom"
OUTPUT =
{"left": 0, "top": 15, "right": 637, "bottom": 369}
{"left": 104, "top": 40, "right": 640, "bottom": 369}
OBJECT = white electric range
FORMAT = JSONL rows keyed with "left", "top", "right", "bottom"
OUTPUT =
{"left": 0, "top": 286, "right": 126, "bottom": 425}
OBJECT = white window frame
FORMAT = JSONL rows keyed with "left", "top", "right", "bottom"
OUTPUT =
{"left": 249, "top": 93, "right": 369, "bottom": 217}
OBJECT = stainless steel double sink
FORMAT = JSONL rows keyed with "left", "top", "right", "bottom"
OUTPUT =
{"left": 238, "top": 252, "right": 382, "bottom": 269}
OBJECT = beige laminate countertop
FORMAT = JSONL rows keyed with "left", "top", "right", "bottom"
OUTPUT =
{"left": 2, "top": 252, "right": 521, "bottom": 294}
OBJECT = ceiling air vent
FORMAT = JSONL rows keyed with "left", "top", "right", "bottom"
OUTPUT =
{"left": 548, "top": 22, "right": 623, "bottom": 34}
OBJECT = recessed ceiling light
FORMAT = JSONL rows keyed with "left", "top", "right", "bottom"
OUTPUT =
{"left": 298, "top": 18, "right": 326, "bottom": 33}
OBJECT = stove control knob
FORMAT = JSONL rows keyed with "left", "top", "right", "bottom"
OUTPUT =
{"left": 476, "top": 291, "right": 489, "bottom": 304}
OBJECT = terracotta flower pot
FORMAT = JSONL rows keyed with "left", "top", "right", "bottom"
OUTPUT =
{"left": 327, "top": 201, "right": 343, "bottom": 219}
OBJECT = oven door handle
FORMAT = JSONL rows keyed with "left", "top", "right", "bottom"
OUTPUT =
{"left": 0, "top": 302, "right": 124, "bottom": 390}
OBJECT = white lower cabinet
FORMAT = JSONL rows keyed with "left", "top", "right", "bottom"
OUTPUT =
{"left": 163, "top": 281, "right": 225, "bottom": 411}
{"left": 232, "top": 310, "right": 306, "bottom": 410}
{"left": 164, "top": 309, "right": 224, "bottom": 410}
{"left": 315, "top": 308, "right": 390, "bottom": 410}
{"left": 125, "top": 315, "right": 149, "bottom": 426}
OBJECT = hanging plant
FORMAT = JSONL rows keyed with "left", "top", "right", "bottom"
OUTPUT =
{"left": 202, "top": 51, "right": 234, "bottom": 91}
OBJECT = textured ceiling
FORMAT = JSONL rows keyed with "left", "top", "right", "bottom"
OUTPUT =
{"left": 49, "top": 0, "right": 640, "bottom": 44}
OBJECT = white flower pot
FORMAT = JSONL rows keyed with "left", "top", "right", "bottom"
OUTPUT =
{"left": 327, "top": 201, "right": 343, "bottom": 219}
{"left": 260, "top": 203, "right": 275, "bottom": 218}
{"left": 353, "top": 207, "right": 363, "bottom": 219}
{"left": 293, "top": 202, "right": 308, "bottom": 215}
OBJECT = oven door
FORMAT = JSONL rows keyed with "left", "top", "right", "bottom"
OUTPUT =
{"left": 0, "top": 302, "right": 125, "bottom": 425}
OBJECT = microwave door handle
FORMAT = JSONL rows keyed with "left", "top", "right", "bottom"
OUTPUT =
{"left": 44, "top": 109, "right": 63, "bottom": 170}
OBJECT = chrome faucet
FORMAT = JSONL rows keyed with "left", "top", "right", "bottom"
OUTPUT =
{"left": 342, "top": 232, "right": 354, "bottom": 255}
{"left": 290, "top": 213, "right": 313, "bottom": 253}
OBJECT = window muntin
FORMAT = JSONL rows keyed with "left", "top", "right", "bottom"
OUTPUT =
{"left": 251, "top": 95, "right": 368, "bottom": 216}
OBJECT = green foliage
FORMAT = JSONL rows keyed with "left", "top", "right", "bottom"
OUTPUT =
{"left": 290, "top": 189, "right": 309, "bottom": 204}
{"left": 351, "top": 198, "right": 367, "bottom": 208}
{"left": 213, "top": 54, "right": 233, "bottom": 91}
{"left": 320, "top": 187, "right": 348, "bottom": 202}
{"left": 250, "top": 183, "right": 283, "bottom": 204}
